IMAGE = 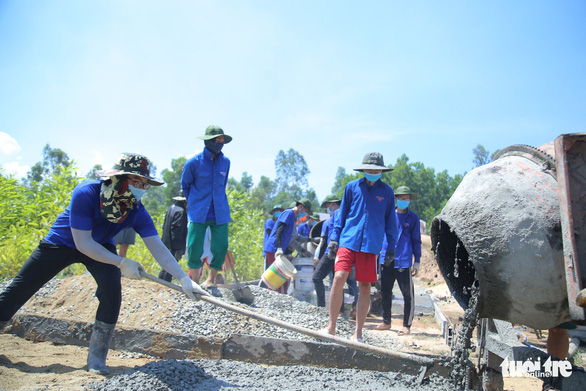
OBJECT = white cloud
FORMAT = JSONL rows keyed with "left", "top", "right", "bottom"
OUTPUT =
{"left": 2, "top": 161, "right": 29, "bottom": 178}
{"left": 0, "top": 132, "right": 21, "bottom": 155}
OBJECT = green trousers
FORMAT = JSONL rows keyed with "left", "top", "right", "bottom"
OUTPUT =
{"left": 186, "top": 221, "right": 229, "bottom": 270}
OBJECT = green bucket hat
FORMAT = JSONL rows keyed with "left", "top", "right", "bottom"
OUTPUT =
{"left": 100, "top": 152, "right": 164, "bottom": 186}
{"left": 320, "top": 194, "right": 342, "bottom": 208}
{"left": 354, "top": 152, "right": 393, "bottom": 172}
{"left": 395, "top": 185, "right": 418, "bottom": 200}
{"left": 270, "top": 204, "right": 284, "bottom": 214}
{"left": 310, "top": 212, "right": 321, "bottom": 220}
{"left": 197, "top": 125, "right": 233, "bottom": 143}
{"left": 296, "top": 198, "right": 312, "bottom": 214}
{"left": 287, "top": 201, "right": 297, "bottom": 209}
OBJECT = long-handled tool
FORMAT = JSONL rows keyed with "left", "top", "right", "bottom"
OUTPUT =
{"left": 225, "top": 251, "right": 254, "bottom": 305}
{"left": 139, "top": 271, "right": 437, "bottom": 367}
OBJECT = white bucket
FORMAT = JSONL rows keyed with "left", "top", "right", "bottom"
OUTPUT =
{"left": 292, "top": 258, "right": 315, "bottom": 294}
{"left": 261, "top": 255, "right": 297, "bottom": 291}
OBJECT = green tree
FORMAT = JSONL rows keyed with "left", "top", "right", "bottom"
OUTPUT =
{"left": 23, "top": 144, "right": 71, "bottom": 187}
{"left": 241, "top": 172, "right": 253, "bottom": 192}
{"left": 85, "top": 164, "right": 103, "bottom": 180}
{"left": 249, "top": 175, "right": 276, "bottom": 213}
{"left": 473, "top": 144, "right": 491, "bottom": 167}
{"left": 275, "top": 148, "right": 310, "bottom": 193}
{"left": 161, "top": 156, "right": 187, "bottom": 205}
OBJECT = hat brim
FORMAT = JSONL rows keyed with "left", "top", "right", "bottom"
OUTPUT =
{"left": 99, "top": 169, "right": 164, "bottom": 186}
{"left": 172, "top": 196, "right": 187, "bottom": 201}
{"left": 197, "top": 134, "right": 233, "bottom": 143}
{"left": 295, "top": 201, "right": 312, "bottom": 214}
{"left": 354, "top": 164, "right": 393, "bottom": 172}
{"left": 270, "top": 207, "right": 284, "bottom": 214}
{"left": 396, "top": 193, "right": 418, "bottom": 200}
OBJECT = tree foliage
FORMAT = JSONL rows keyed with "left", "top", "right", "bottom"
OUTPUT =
{"left": 23, "top": 144, "right": 71, "bottom": 187}
{"left": 472, "top": 144, "right": 491, "bottom": 167}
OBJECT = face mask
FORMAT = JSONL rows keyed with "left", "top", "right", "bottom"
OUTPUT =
{"left": 396, "top": 200, "right": 410, "bottom": 210}
{"left": 364, "top": 172, "right": 381, "bottom": 182}
{"left": 129, "top": 185, "right": 147, "bottom": 202}
{"left": 326, "top": 207, "right": 333, "bottom": 215}
{"left": 205, "top": 139, "right": 224, "bottom": 155}
{"left": 298, "top": 211, "right": 307, "bottom": 218}
{"left": 311, "top": 221, "right": 316, "bottom": 226}
{"left": 274, "top": 212, "right": 282, "bottom": 218}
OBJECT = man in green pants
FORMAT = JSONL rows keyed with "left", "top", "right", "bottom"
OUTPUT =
{"left": 181, "top": 125, "right": 232, "bottom": 293}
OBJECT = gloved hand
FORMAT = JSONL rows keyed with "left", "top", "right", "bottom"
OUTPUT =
{"left": 412, "top": 262, "right": 420, "bottom": 276}
{"left": 275, "top": 248, "right": 284, "bottom": 257}
{"left": 179, "top": 275, "right": 210, "bottom": 300}
{"left": 327, "top": 241, "right": 339, "bottom": 259}
{"left": 119, "top": 258, "right": 144, "bottom": 279}
{"left": 383, "top": 248, "right": 395, "bottom": 267}
{"left": 311, "top": 237, "right": 321, "bottom": 244}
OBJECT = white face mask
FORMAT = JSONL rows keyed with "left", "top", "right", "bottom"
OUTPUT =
{"left": 128, "top": 184, "right": 147, "bottom": 202}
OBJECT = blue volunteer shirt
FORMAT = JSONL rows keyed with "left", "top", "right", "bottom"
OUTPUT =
{"left": 380, "top": 209, "right": 422, "bottom": 268}
{"left": 263, "top": 209, "right": 296, "bottom": 253}
{"left": 320, "top": 209, "right": 340, "bottom": 255}
{"left": 297, "top": 222, "right": 310, "bottom": 237}
{"left": 44, "top": 180, "right": 158, "bottom": 248}
{"left": 263, "top": 218, "right": 275, "bottom": 256}
{"left": 331, "top": 178, "right": 398, "bottom": 255}
{"left": 181, "top": 147, "right": 231, "bottom": 225}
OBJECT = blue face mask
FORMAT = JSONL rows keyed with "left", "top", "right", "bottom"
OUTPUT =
{"left": 326, "top": 207, "right": 333, "bottom": 215}
{"left": 298, "top": 211, "right": 307, "bottom": 218}
{"left": 129, "top": 185, "right": 147, "bottom": 202}
{"left": 396, "top": 200, "right": 410, "bottom": 210}
{"left": 274, "top": 212, "right": 282, "bottom": 218}
{"left": 364, "top": 172, "right": 381, "bottom": 182}
{"left": 311, "top": 221, "right": 316, "bottom": 226}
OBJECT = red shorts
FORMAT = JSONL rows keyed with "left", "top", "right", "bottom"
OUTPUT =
{"left": 334, "top": 247, "right": 378, "bottom": 283}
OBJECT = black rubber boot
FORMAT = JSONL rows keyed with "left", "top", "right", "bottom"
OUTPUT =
{"left": 87, "top": 320, "right": 115, "bottom": 375}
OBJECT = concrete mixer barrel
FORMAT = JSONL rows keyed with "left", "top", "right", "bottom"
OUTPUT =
{"left": 431, "top": 144, "right": 569, "bottom": 330}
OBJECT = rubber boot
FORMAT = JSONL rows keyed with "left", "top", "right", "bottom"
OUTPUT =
{"left": 87, "top": 320, "right": 115, "bottom": 375}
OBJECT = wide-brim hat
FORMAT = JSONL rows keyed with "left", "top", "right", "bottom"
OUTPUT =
{"left": 197, "top": 125, "right": 233, "bottom": 143}
{"left": 310, "top": 212, "right": 321, "bottom": 220}
{"left": 296, "top": 198, "right": 312, "bottom": 214}
{"left": 100, "top": 153, "right": 164, "bottom": 186}
{"left": 395, "top": 185, "right": 418, "bottom": 200}
{"left": 354, "top": 152, "right": 393, "bottom": 172}
{"left": 270, "top": 204, "right": 284, "bottom": 214}
{"left": 172, "top": 189, "right": 186, "bottom": 201}
{"left": 320, "top": 194, "right": 342, "bottom": 208}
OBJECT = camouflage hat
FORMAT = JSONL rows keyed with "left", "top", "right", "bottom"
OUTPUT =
{"left": 270, "top": 204, "right": 284, "bottom": 214}
{"left": 395, "top": 185, "right": 418, "bottom": 200}
{"left": 354, "top": 152, "right": 393, "bottom": 172}
{"left": 100, "top": 153, "right": 164, "bottom": 186}
{"left": 296, "top": 198, "right": 312, "bottom": 214}
{"left": 197, "top": 125, "right": 233, "bottom": 143}
{"left": 320, "top": 194, "right": 342, "bottom": 208}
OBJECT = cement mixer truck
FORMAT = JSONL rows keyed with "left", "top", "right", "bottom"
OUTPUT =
{"left": 431, "top": 133, "right": 586, "bottom": 390}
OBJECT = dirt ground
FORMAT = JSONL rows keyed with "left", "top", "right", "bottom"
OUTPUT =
{"left": 0, "top": 236, "right": 555, "bottom": 390}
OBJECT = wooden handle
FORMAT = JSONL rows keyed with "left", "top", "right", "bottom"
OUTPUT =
{"left": 139, "top": 271, "right": 436, "bottom": 366}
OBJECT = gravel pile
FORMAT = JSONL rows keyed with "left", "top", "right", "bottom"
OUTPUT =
{"left": 86, "top": 358, "right": 454, "bottom": 391}
{"left": 163, "top": 284, "right": 404, "bottom": 351}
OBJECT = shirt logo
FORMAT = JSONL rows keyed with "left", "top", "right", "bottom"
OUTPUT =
{"left": 377, "top": 197, "right": 384, "bottom": 202}
{"left": 220, "top": 172, "right": 226, "bottom": 176}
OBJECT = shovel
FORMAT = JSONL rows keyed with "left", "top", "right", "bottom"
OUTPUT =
{"left": 225, "top": 251, "right": 254, "bottom": 305}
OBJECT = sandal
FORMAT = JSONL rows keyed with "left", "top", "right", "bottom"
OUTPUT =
{"left": 398, "top": 327, "right": 410, "bottom": 336}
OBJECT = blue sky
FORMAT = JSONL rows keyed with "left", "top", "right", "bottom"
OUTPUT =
{"left": 1, "top": 1, "right": 584, "bottom": 200}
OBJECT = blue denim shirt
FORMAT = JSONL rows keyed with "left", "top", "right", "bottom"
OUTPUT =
{"left": 181, "top": 148, "right": 231, "bottom": 225}
{"left": 331, "top": 178, "right": 398, "bottom": 255}
{"left": 380, "top": 209, "right": 422, "bottom": 268}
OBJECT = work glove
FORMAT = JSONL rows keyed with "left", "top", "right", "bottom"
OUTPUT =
{"left": 119, "top": 258, "right": 144, "bottom": 280}
{"left": 327, "top": 241, "right": 339, "bottom": 259}
{"left": 311, "top": 237, "right": 321, "bottom": 244}
{"left": 179, "top": 275, "right": 209, "bottom": 300}
{"left": 412, "top": 262, "right": 420, "bottom": 277}
{"left": 275, "top": 248, "right": 284, "bottom": 257}
{"left": 383, "top": 248, "right": 395, "bottom": 267}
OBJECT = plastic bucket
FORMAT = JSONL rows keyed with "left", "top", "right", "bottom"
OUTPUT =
{"left": 292, "top": 258, "right": 314, "bottom": 273}
{"left": 262, "top": 255, "right": 297, "bottom": 291}
{"left": 292, "top": 258, "right": 315, "bottom": 294}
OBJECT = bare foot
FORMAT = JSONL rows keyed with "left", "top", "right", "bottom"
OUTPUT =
{"left": 398, "top": 327, "right": 410, "bottom": 336}
{"left": 318, "top": 327, "right": 335, "bottom": 336}
{"left": 372, "top": 323, "right": 391, "bottom": 331}
{"left": 351, "top": 336, "right": 364, "bottom": 343}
